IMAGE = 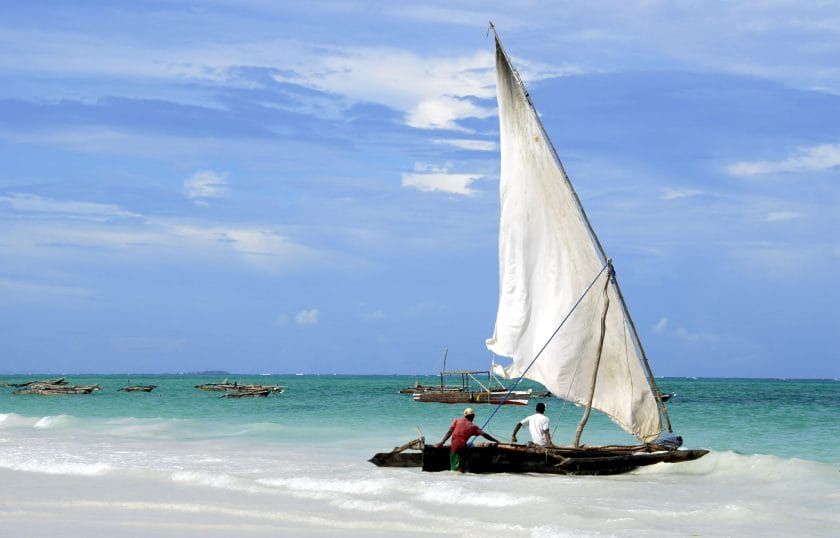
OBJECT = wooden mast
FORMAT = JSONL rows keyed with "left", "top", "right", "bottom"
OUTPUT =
{"left": 574, "top": 270, "right": 612, "bottom": 446}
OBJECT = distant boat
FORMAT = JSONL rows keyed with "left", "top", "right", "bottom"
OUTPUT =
{"left": 405, "top": 347, "right": 531, "bottom": 406}
{"left": 228, "top": 384, "right": 285, "bottom": 394}
{"left": 220, "top": 389, "right": 271, "bottom": 398}
{"left": 14, "top": 382, "right": 99, "bottom": 395}
{"left": 118, "top": 381, "right": 157, "bottom": 392}
{"left": 411, "top": 369, "right": 532, "bottom": 406}
{"left": 371, "top": 25, "right": 707, "bottom": 475}
{"left": 196, "top": 378, "right": 285, "bottom": 396}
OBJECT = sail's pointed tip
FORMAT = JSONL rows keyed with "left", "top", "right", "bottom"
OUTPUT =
{"left": 487, "top": 21, "right": 498, "bottom": 41}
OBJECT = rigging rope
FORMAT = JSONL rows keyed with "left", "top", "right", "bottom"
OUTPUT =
{"left": 478, "top": 262, "right": 611, "bottom": 434}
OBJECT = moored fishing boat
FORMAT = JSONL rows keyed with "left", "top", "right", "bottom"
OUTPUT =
{"left": 226, "top": 384, "right": 285, "bottom": 395}
{"left": 411, "top": 369, "right": 531, "bottom": 405}
{"left": 371, "top": 25, "right": 708, "bottom": 475}
{"left": 14, "top": 382, "right": 100, "bottom": 395}
{"left": 220, "top": 389, "right": 271, "bottom": 398}
{"left": 118, "top": 384, "right": 157, "bottom": 392}
{"left": 195, "top": 378, "right": 285, "bottom": 394}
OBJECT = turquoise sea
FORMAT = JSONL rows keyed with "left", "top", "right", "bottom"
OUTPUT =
{"left": 1, "top": 375, "right": 838, "bottom": 536}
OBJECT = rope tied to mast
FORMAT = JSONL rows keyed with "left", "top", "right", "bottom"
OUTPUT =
{"left": 478, "top": 262, "right": 612, "bottom": 434}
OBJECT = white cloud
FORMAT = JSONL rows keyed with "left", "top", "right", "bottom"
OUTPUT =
{"left": 674, "top": 327, "right": 718, "bottom": 344}
{"left": 357, "top": 302, "right": 385, "bottom": 322}
{"left": 401, "top": 162, "right": 484, "bottom": 196}
{"left": 766, "top": 211, "right": 801, "bottom": 222}
{"left": 184, "top": 170, "right": 228, "bottom": 205}
{"left": 406, "top": 96, "right": 495, "bottom": 131}
{"left": 653, "top": 317, "right": 669, "bottom": 333}
{"left": 295, "top": 308, "right": 319, "bottom": 325}
{"left": 359, "top": 304, "right": 385, "bottom": 321}
{"left": 390, "top": 5, "right": 493, "bottom": 27}
{"left": 0, "top": 193, "right": 140, "bottom": 220}
{"left": 0, "top": 276, "right": 93, "bottom": 301}
{"left": 652, "top": 317, "right": 717, "bottom": 343}
{"left": 0, "top": 26, "right": 277, "bottom": 89}
{"left": 0, "top": 125, "right": 321, "bottom": 164}
{"left": 0, "top": 193, "right": 325, "bottom": 274}
{"left": 660, "top": 188, "right": 703, "bottom": 200}
{"left": 364, "top": 309, "right": 385, "bottom": 321}
{"left": 166, "top": 223, "right": 323, "bottom": 272}
{"left": 0, "top": 25, "right": 568, "bottom": 133}
{"left": 733, "top": 242, "right": 821, "bottom": 280}
{"left": 727, "top": 143, "right": 840, "bottom": 176}
{"left": 433, "top": 138, "right": 497, "bottom": 152}
{"left": 274, "top": 47, "right": 497, "bottom": 131}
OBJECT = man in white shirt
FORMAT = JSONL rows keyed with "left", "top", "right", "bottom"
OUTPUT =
{"left": 511, "top": 402, "right": 555, "bottom": 447}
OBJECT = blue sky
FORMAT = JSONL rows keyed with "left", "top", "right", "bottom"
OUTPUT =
{"left": 1, "top": 1, "right": 837, "bottom": 377}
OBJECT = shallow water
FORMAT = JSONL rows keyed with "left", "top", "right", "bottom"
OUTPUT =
{"left": 1, "top": 375, "right": 838, "bottom": 536}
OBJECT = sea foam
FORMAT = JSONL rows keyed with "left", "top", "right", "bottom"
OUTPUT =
{"left": 34, "top": 414, "right": 77, "bottom": 429}
{"left": 170, "top": 470, "right": 271, "bottom": 494}
{"left": 0, "top": 457, "right": 111, "bottom": 476}
{"left": 0, "top": 412, "right": 36, "bottom": 428}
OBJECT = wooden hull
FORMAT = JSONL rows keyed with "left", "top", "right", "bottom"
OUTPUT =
{"left": 369, "top": 440, "right": 708, "bottom": 476}
{"left": 221, "top": 389, "right": 271, "bottom": 398}
{"left": 119, "top": 385, "right": 156, "bottom": 392}
{"left": 14, "top": 385, "right": 97, "bottom": 395}
{"left": 235, "top": 384, "right": 285, "bottom": 393}
{"left": 197, "top": 383, "right": 285, "bottom": 393}
{"left": 368, "top": 451, "right": 423, "bottom": 467}
{"left": 412, "top": 389, "right": 530, "bottom": 405}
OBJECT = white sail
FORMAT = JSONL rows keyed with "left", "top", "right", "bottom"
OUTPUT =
{"left": 485, "top": 36, "right": 662, "bottom": 443}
